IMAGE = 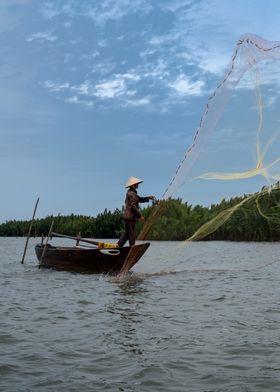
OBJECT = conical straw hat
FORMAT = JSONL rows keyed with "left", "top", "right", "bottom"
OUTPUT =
{"left": 126, "top": 176, "right": 143, "bottom": 187}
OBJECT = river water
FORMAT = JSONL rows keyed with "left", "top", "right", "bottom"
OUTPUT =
{"left": 1, "top": 237, "right": 280, "bottom": 392}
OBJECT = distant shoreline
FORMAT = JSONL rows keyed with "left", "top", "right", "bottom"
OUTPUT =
{"left": 0, "top": 188, "right": 280, "bottom": 241}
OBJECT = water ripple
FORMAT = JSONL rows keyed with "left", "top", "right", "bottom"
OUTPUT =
{"left": 1, "top": 239, "right": 280, "bottom": 391}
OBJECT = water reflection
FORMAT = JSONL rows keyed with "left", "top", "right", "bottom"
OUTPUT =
{"left": 107, "top": 275, "right": 148, "bottom": 357}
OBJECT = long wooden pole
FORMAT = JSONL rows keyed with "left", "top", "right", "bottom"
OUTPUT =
{"left": 21, "top": 197, "right": 40, "bottom": 264}
{"left": 52, "top": 232, "right": 117, "bottom": 248}
{"left": 39, "top": 219, "right": 54, "bottom": 268}
{"left": 52, "top": 232, "right": 99, "bottom": 246}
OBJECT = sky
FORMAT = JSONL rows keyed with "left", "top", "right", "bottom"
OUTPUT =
{"left": 1, "top": 0, "right": 280, "bottom": 222}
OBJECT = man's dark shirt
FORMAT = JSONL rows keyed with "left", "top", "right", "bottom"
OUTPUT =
{"left": 123, "top": 187, "right": 149, "bottom": 221}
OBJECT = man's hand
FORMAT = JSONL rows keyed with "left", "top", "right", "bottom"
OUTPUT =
{"left": 148, "top": 195, "right": 156, "bottom": 201}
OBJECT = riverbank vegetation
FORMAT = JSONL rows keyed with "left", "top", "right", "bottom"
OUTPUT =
{"left": 1, "top": 186, "right": 280, "bottom": 241}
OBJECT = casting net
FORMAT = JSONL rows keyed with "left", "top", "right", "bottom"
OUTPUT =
{"left": 163, "top": 33, "right": 280, "bottom": 200}
{"left": 119, "top": 33, "right": 280, "bottom": 275}
{"left": 150, "top": 33, "right": 280, "bottom": 242}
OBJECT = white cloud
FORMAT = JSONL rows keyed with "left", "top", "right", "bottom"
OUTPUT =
{"left": 44, "top": 80, "right": 70, "bottom": 91}
{"left": 91, "top": 61, "right": 116, "bottom": 76}
{"left": 119, "top": 73, "right": 140, "bottom": 81}
{"left": 66, "top": 96, "right": 94, "bottom": 107}
{"left": 38, "top": 1, "right": 280, "bottom": 112}
{"left": 72, "top": 81, "right": 92, "bottom": 95}
{"left": 266, "top": 95, "right": 279, "bottom": 108}
{"left": 83, "top": 0, "right": 153, "bottom": 27}
{"left": 170, "top": 75, "right": 205, "bottom": 96}
{"left": 192, "top": 47, "right": 231, "bottom": 76}
{"left": 97, "top": 39, "right": 109, "bottom": 48}
{"left": 44, "top": 80, "right": 95, "bottom": 97}
{"left": 40, "top": 0, "right": 153, "bottom": 27}
{"left": 25, "top": 32, "right": 58, "bottom": 43}
{"left": 41, "top": 2, "right": 60, "bottom": 19}
{"left": 166, "top": 0, "right": 280, "bottom": 76}
{"left": 43, "top": 72, "right": 151, "bottom": 109}
{"left": 149, "top": 36, "right": 165, "bottom": 46}
{"left": 139, "top": 48, "right": 156, "bottom": 58}
{"left": 66, "top": 95, "right": 78, "bottom": 103}
{"left": 123, "top": 97, "right": 150, "bottom": 107}
{"left": 142, "top": 59, "right": 169, "bottom": 80}
{"left": 94, "top": 79, "right": 126, "bottom": 99}
{"left": 93, "top": 73, "right": 141, "bottom": 99}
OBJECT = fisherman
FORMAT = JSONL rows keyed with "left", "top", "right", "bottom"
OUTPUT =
{"left": 117, "top": 176, "right": 155, "bottom": 247}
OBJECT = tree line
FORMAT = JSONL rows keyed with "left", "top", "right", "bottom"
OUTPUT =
{"left": 0, "top": 186, "right": 280, "bottom": 241}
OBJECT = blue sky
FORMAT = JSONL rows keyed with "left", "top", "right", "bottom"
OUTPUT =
{"left": 1, "top": 0, "right": 280, "bottom": 222}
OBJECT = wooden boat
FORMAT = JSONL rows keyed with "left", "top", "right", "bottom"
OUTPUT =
{"left": 35, "top": 241, "right": 150, "bottom": 274}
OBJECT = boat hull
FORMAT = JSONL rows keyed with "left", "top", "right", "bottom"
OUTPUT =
{"left": 35, "top": 243, "right": 150, "bottom": 273}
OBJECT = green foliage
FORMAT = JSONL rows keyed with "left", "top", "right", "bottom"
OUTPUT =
{"left": 1, "top": 187, "right": 280, "bottom": 240}
{"left": 0, "top": 208, "right": 123, "bottom": 239}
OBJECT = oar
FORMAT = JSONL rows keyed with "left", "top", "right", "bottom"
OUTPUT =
{"left": 51, "top": 232, "right": 118, "bottom": 249}
{"left": 21, "top": 197, "right": 40, "bottom": 264}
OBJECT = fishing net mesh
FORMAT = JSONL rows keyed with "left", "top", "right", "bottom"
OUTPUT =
{"left": 119, "top": 33, "right": 280, "bottom": 275}
{"left": 160, "top": 34, "right": 280, "bottom": 241}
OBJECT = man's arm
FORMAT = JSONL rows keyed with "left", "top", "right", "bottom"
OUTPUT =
{"left": 138, "top": 195, "right": 155, "bottom": 203}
